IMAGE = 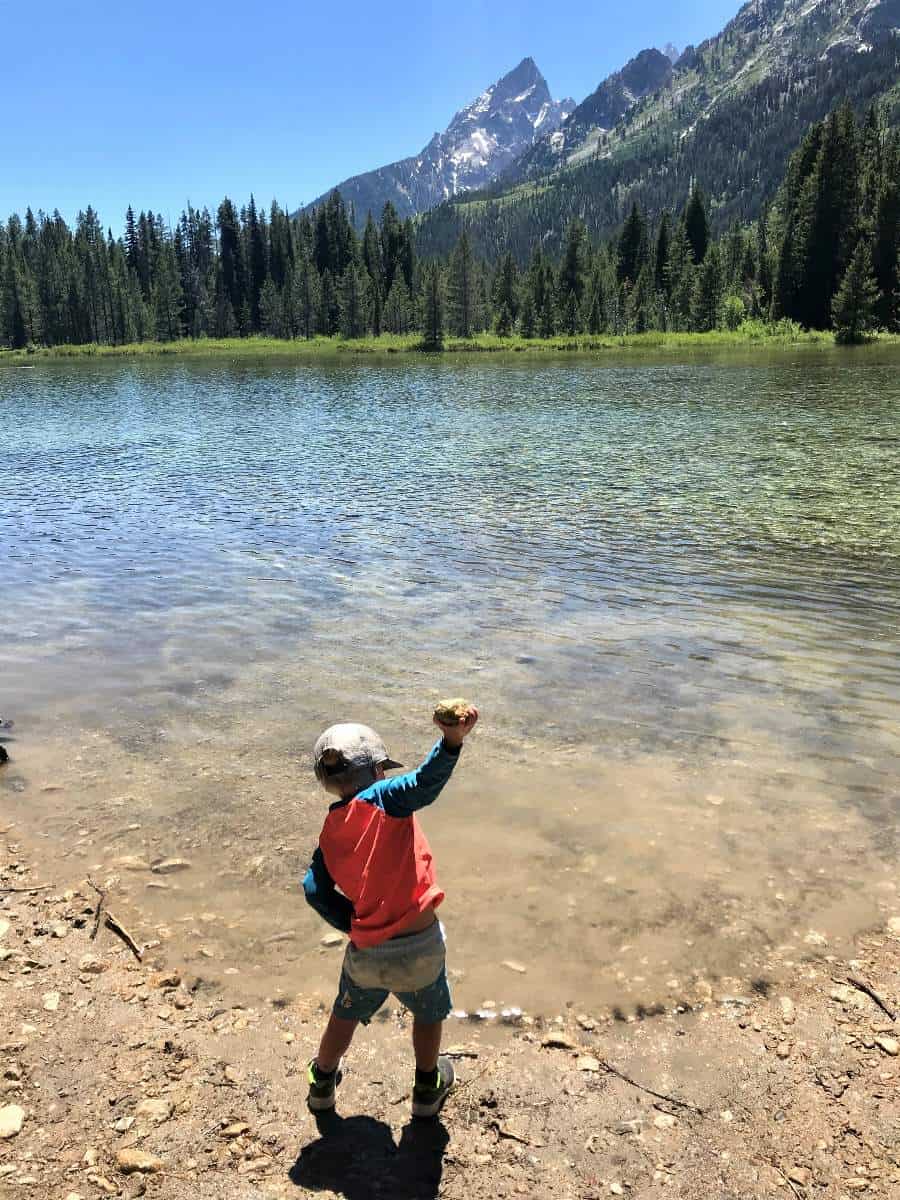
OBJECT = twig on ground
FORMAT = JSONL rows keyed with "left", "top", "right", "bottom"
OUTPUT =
{"left": 846, "top": 975, "right": 896, "bottom": 1022}
{"left": 490, "top": 1119, "right": 535, "bottom": 1146}
{"left": 770, "top": 1161, "right": 803, "bottom": 1200}
{"left": 87, "top": 876, "right": 106, "bottom": 940}
{"left": 599, "top": 1060, "right": 705, "bottom": 1115}
{"left": 103, "top": 911, "right": 143, "bottom": 961}
{"left": 0, "top": 884, "right": 52, "bottom": 894}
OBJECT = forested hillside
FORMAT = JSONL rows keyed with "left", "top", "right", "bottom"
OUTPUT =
{"left": 1, "top": 104, "right": 896, "bottom": 350}
{"left": 416, "top": 5, "right": 900, "bottom": 262}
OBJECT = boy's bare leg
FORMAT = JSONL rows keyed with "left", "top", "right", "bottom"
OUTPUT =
{"left": 316, "top": 1012, "right": 358, "bottom": 1072}
{"left": 412, "top": 1018, "right": 443, "bottom": 1072}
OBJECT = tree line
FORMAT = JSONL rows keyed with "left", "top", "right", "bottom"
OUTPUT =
{"left": 1, "top": 103, "right": 896, "bottom": 351}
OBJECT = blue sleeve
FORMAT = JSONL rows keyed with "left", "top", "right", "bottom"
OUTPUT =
{"left": 302, "top": 846, "right": 353, "bottom": 933}
{"left": 365, "top": 739, "right": 461, "bottom": 819}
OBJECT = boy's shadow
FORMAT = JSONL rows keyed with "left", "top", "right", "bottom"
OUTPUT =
{"left": 289, "top": 1111, "right": 449, "bottom": 1200}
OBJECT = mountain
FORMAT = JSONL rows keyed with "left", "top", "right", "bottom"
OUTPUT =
{"left": 303, "top": 58, "right": 574, "bottom": 227}
{"left": 515, "top": 48, "right": 674, "bottom": 179}
{"left": 416, "top": 0, "right": 900, "bottom": 262}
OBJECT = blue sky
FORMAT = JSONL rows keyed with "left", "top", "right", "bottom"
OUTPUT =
{"left": 3, "top": 0, "right": 740, "bottom": 228}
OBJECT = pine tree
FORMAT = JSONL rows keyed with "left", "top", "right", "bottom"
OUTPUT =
{"left": 383, "top": 275, "right": 413, "bottom": 334}
{"left": 152, "top": 240, "right": 184, "bottom": 342}
{"left": 683, "top": 185, "right": 710, "bottom": 264}
{"left": 259, "top": 278, "right": 283, "bottom": 336}
{"left": 557, "top": 220, "right": 587, "bottom": 318}
{"left": 654, "top": 212, "right": 672, "bottom": 296}
{"left": 832, "top": 239, "right": 880, "bottom": 343}
{"left": 291, "top": 255, "right": 320, "bottom": 339}
{"left": 217, "top": 199, "right": 247, "bottom": 333}
{"left": 690, "top": 243, "right": 723, "bottom": 331}
{"left": 421, "top": 264, "right": 444, "bottom": 350}
{"left": 447, "top": 232, "right": 476, "bottom": 337}
{"left": 617, "top": 202, "right": 646, "bottom": 285}
{"left": 339, "top": 266, "right": 368, "bottom": 338}
{"left": 518, "top": 292, "right": 536, "bottom": 338}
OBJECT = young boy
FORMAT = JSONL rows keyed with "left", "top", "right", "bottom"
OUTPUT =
{"left": 303, "top": 705, "right": 478, "bottom": 1118}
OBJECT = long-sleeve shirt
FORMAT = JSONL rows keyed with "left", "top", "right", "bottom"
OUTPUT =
{"left": 303, "top": 738, "right": 461, "bottom": 947}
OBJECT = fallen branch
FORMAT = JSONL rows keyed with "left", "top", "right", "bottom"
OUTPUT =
{"left": 104, "top": 911, "right": 143, "bottom": 962}
{"left": 599, "top": 1060, "right": 705, "bottom": 1115}
{"left": 490, "top": 1119, "right": 536, "bottom": 1146}
{"left": 846, "top": 975, "right": 896, "bottom": 1022}
{"left": 0, "top": 884, "right": 52, "bottom": 894}
{"left": 87, "top": 876, "right": 106, "bottom": 940}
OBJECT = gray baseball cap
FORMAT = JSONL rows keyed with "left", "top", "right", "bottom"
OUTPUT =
{"left": 313, "top": 722, "right": 403, "bottom": 791}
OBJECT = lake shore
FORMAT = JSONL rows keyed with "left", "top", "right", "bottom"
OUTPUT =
{"left": 5, "top": 327, "right": 900, "bottom": 363}
{"left": 2, "top": 828, "right": 899, "bottom": 1199}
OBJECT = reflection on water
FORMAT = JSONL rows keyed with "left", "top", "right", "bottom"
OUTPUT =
{"left": 1, "top": 351, "right": 898, "bottom": 1012}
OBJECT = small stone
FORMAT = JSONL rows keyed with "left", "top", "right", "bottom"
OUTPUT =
{"left": 788, "top": 1167, "right": 811, "bottom": 1187}
{"left": 541, "top": 1035, "right": 577, "bottom": 1051}
{"left": 0, "top": 919, "right": 11, "bottom": 940}
{"left": 706, "top": 795, "right": 724, "bottom": 806}
{"left": 321, "top": 932, "right": 344, "bottom": 947}
{"left": 115, "top": 856, "right": 152, "bottom": 871}
{"left": 887, "top": 917, "right": 900, "bottom": 934}
{"left": 150, "top": 858, "right": 192, "bottom": 875}
{"left": 50, "top": 920, "right": 69, "bottom": 938}
{"left": 151, "top": 971, "right": 181, "bottom": 990}
{"left": 779, "top": 996, "right": 795, "bottom": 1025}
{"left": 116, "top": 1149, "right": 164, "bottom": 1174}
{"left": 0, "top": 1103, "right": 25, "bottom": 1138}
{"left": 221, "top": 1122, "right": 251, "bottom": 1137}
{"left": 614, "top": 1119, "right": 642, "bottom": 1135}
{"left": 79, "top": 954, "right": 108, "bottom": 974}
{"left": 577, "top": 1056, "right": 601, "bottom": 1072}
{"left": 776, "top": 1042, "right": 792, "bottom": 1060}
{"left": 501, "top": 960, "right": 528, "bottom": 974}
{"left": 88, "top": 1177, "right": 117, "bottom": 1195}
{"left": 830, "top": 986, "right": 853, "bottom": 1003}
{"left": 113, "top": 1117, "right": 135, "bottom": 1132}
{"left": 282, "top": 1032, "right": 295, "bottom": 1044}
{"left": 576, "top": 1014, "right": 596, "bottom": 1031}
{"left": 720, "top": 1110, "right": 734, "bottom": 1122}
{"left": 65, "top": 1193, "right": 85, "bottom": 1200}
{"left": 83, "top": 1148, "right": 99, "bottom": 1166}
{"left": 803, "top": 930, "right": 827, "bottom": 947}
{"left": 224, "top": 1066, "right": 240, "bottom": 1083}
{"left": 875, "top": 1036, "right": 898, "bottom": 1056}
{"left": 610, "top": 1185, "right": 625, "bottom": 1196}
{"left": 653, "top": 1113, "right": 676, "bottom": 1129}
{"left": 42, "top": 991, "right": 60, "bottom": 1012}
{"left": 845, "top": 1180, "right": 869, "bottom": 1191}
{"left": 135, "top": 1098, "right": 173, "bottom": 1125}
{"left": 156, "top": 1005, "right": 173, "bottom": 1021}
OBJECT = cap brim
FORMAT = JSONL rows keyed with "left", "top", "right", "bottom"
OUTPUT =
{"left": 380, "top": 757, "right": 404, "bottom": 771}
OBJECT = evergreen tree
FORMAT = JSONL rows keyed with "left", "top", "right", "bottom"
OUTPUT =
{"left": 339, "top": 266, "right": 368, "bottom": 338}
{"left": 684, "top": 185, "right": 710, "bottom": 264}
{"left": 654, "top": 212, "right": 672, "bottom": 296}
{"left": 420, "top": 264, "right": 444, "bottom": 350}
{"left": 259, "top": 277, "right": 283, "bottom": 336}
{"left": 447, "top": 232, "right": 476, "bottom": 337}
{"left": 518, "top": 292, "right": 536, "bottom": 338}
{"left": 291, "top": 254, "right": 320, "bottom": 339}
{"left": 690, "top": 243, "right": 723, "bottom": 331}
{"left": 557, "top": 220, "right": 587, "bottom": 317}
{"left": 383, "top": 274, "right": 413, "bottom": 334}
{"left": 152, "top": 240, "right": 184, "bottom": 342}
{"left": 832, "top": 239, "right": 880, "bottom": 343}
{"left": 617, "top": 202, "right": 646, "bottom": 285}
{"left": 318, "top": 269, "right": 340, "bottom": 335}
{"left": 217, "top": 199, "right": 247, "bottom": 332}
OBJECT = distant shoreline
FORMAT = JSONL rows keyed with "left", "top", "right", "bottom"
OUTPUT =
{"left": 5, "top": 329, "right": 900, "bottom": 363}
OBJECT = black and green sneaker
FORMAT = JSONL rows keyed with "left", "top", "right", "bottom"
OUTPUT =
{"left": 411, "top": 1056, "right": 456, "bottom": 1118}
{"left": 306, "top": 1059, "right": 342, "bottom": 1111}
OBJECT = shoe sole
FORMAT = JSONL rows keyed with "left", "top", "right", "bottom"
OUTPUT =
{"left": 307, "top": 1092, "right": 337, "bottom": 1111}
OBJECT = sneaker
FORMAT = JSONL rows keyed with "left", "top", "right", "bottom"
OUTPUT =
{"left": 306, "top": 1059, "right": 342, "bottom": 1111}
{"left": 411, "top": 1056, "right": 456, "bottom": 1118}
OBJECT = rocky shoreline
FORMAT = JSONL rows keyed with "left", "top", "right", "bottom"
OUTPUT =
{"left": 1, "top": 827, "right": 898, "bottom": 1200}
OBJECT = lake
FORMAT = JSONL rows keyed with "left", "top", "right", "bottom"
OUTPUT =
{"left": 2, "top": 348, "right": 898, "bottom": 1017}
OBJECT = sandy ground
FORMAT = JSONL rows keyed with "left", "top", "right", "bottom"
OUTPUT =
{"left": 1, "top": 829, "right": 899, "bottom": 1200}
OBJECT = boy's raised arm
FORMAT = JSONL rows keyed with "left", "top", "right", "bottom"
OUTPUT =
{"left": 376, "top": 707, "right": 478, "bottom": 818}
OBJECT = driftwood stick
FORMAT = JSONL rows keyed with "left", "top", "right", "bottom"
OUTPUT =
{"left": 599, "top": 1060, "right": 705, "bottom": 1115}
{"left": 846, "top": 975, "right": 897, "bottom": 1022}
{"left": 86, "top": 876, "right": 106, "bottom": 940}
{"left": 0, "top": 884, "right": 52, "bottom": 894}
{"left": 103, "top": 911, "right": 143, "bottom": 962}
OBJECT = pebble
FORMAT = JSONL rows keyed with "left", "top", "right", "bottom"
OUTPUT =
{"left": 116, "top": 1149, "right": 164, "bottom": 1174}
{"left": 875, "top": 1036, "right": 898, "bottom": 1056}
{"left": 88, "top": 1176, "right": 117, "bottom": 1194}
{"left": 50, "top": 921, "right": 69, "bottom": 938}
{"left": 281, "top": 1032, "right": 295, "bottom": 1044}
{"left": 79, "top": 954, "right": 108, "bottom": 975}
{"left": 0, "top": 919, "right": 10, "bottom": 941}
{"left": 501, "top": 960, "right": 527, "bottom": 974}
{"left": 577, "top": 1056, "right": 601, "bottom": 1072}
{"left": 541, "top": 1035, "right": 577, "bottom": 1050}
{"left": 135, "top": 1098, "right": 174, "bottom": 1124}
{"left": 887, "top": 917, "right": 900, "bottom": 934}
{"left": 776, "top": 1042, "right": 792, "bottom": 1060}
{"left": 321, "top": 932, "right": 344, "bottom": 947}
{"left": 116, "top": 857, "right": 151, "bottom": 871}
{"left": 221, "top": 1122, "right": 251, "bottom": 1137}
{"left": 0, "top": 1104, "right": 25, "bottom": 1139}
{"left": 653, "top": 1113, "right": 676, "bottom": 1129}
{"left": 788, "top": 1166, "right": 811, "bottom": 1187}
{"left": 43, "top": 991, "right": 61, "bottom": 1012}
{"left": 779, "top": 996, "right": 795, "bottom": 1025}
{"left": 150, "top": 858, "right": 192, "bottom": 874}
{"left": 610, "top": 1185, "right": 625, "bottom": 1196}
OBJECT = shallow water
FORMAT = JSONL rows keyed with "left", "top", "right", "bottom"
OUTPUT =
{"left": 2, "top": 350, "right": 899, "bottom": 1015}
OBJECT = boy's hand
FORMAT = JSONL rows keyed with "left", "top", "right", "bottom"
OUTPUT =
{"left": 435, "top": 705, "right": 478, "bottom": 748}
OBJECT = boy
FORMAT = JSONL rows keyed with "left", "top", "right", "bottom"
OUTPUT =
{"left": 303, "top": 705, "right": 478, "bottom": 1118}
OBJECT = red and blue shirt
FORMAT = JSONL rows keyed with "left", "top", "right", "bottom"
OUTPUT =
{"left": 303, "top": 739, "right": 461, "bottom": 948}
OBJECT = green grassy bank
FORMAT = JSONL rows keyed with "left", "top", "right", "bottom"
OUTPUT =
{"left": 3, "top": 325, "right": 898, "bottom": 362}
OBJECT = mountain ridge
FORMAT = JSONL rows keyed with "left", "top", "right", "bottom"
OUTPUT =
{"left": 303, "top": 58, "right": 574, "bottom": 227}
